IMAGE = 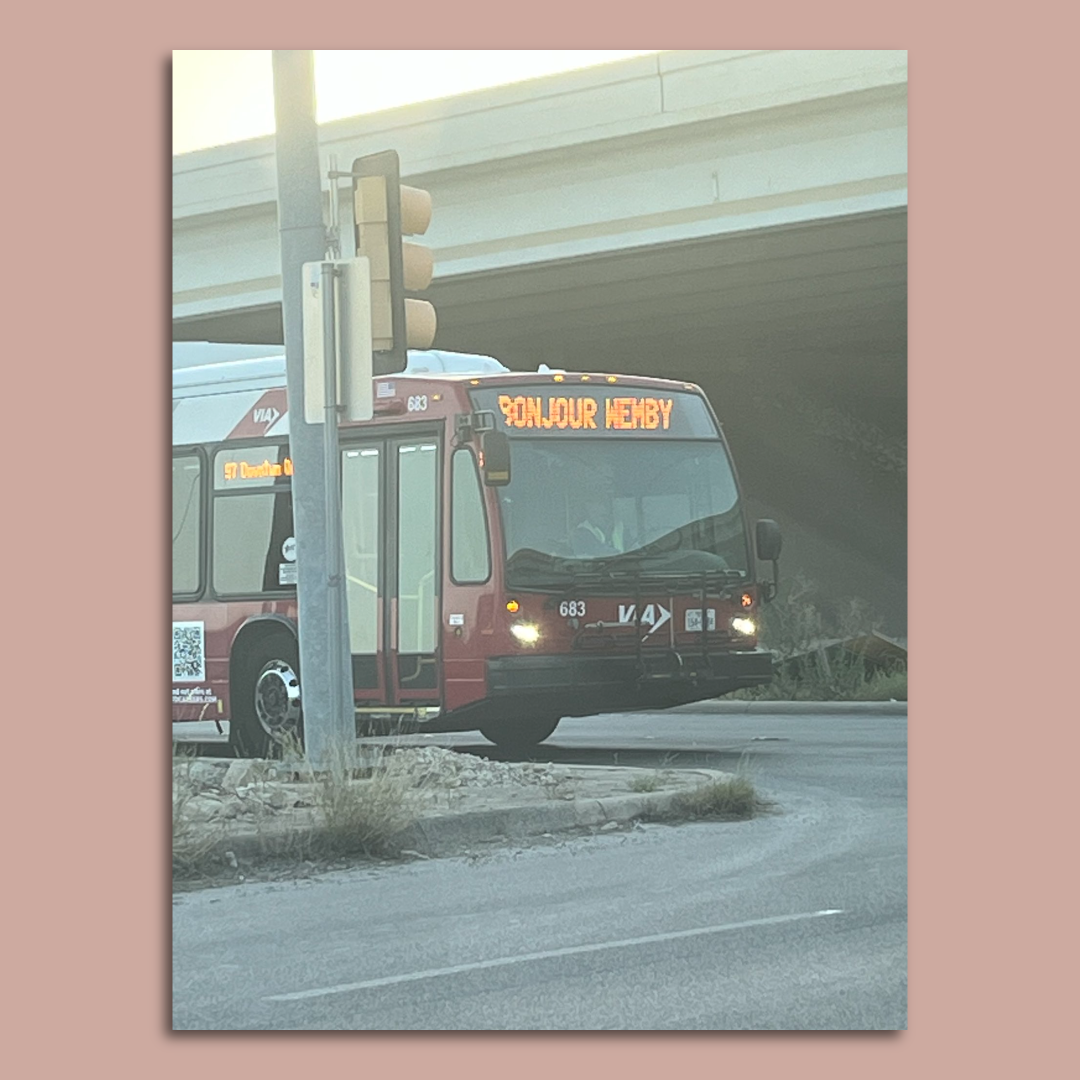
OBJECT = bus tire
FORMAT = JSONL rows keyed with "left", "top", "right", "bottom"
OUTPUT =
{"left": 229, "top": 631, "right": 303, "bottom": 758}
{"left": 479, "top": 716, "right": 560, "bottom": 750}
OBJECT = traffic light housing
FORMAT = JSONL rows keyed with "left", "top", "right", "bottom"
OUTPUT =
{"left": 352, "top": 150, "right": 436, "bottom": 375}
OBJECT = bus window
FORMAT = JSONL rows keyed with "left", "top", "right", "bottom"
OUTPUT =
{"left": 342, "top": 446, "right": 380, "bottom": 669}
{"left": 211, "top": 444, "right": 295, "bottom": 597}
{"left": 397, "top": 442, "right": 438, "bottom": 656}
{"left": 212, "top": 489, "right": 295, "bottom": 596}
{"left": 451, "top": 448, "right": 491, "bottom": 584}
{"left": 173, "top": 453, "right": 202, "bottom": 596}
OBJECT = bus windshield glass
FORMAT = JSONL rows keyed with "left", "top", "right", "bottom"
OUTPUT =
{"left": 491, "top": 438, "right": 749, "bottom": 589}
{"left": 468, "top": 385, "right": 747, "bottom": 588}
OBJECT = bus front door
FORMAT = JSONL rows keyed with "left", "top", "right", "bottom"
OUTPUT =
{"left": 341, "top": 436, "right": 441, "bottom": 713}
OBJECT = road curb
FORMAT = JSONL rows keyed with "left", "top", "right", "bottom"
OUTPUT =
{"left": 184, "top": 770, "right": 732, "bottom": 868}
{"left": 398, "top": 788, "right": 690, "bottom": 856}
{"left": 673, "top": 700, "right": 907, "bottom": 716}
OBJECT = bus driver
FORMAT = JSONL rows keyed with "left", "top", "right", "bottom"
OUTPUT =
{"left": 571, "top": 499, "right": 625, "bottom": 558}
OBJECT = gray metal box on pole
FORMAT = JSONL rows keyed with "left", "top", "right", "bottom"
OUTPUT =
{"left": 302, "top": 258, "right": 374, "bottom": 425}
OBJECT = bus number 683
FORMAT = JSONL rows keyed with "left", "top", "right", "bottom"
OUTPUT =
{"left": 559, "top": 600, "right": 586, "bottom": 617}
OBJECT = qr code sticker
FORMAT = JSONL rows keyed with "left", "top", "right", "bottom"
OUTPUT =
{"left": 172, "top": 621, "right": 205, "bottom": 682}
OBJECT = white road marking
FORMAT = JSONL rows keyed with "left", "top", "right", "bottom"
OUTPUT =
{"left": 264, "top": 909, "right": 845, "bottom": 1003}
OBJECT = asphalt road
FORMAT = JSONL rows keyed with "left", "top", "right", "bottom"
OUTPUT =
{"left": 172, "top": 709, "right": 907, "bottom": 1030}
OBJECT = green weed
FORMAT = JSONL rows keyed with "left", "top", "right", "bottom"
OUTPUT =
{"left": 734, "top": 573, "right": 906, "bottom": 701}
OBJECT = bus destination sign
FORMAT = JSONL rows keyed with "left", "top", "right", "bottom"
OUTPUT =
{"left": 470, "top": 386, "right": 718, "bottom": 439}
{"left": 214, "top": 446, "right": 294, "bottom": 490}
{"left": 222, "top": 457, "right": 294, "bottom": 482}
{"left": 497, "top": 394, "right": 673, "bottom": 432}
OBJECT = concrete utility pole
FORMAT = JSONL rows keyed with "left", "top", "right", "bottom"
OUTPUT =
{"left": 271, "top": 50, "right": 354, "bottom": 767}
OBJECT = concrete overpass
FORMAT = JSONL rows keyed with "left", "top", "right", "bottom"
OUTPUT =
{"left": 173, "top": 50, "right": 908, "bottom": 637}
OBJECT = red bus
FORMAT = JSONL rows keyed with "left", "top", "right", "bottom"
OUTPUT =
{"left": 172, "top": 346, "right": 781, "bottom": 756}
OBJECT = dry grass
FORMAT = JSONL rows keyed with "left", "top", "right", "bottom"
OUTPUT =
{"left": 635, "top": 751, "right": 773, "bottom": 824}
{"left": 666, "top": 775, "right": 772, "bottom": 821}
{"left": 306, "top": 740, "right": 426, "bottom": 858}
{"left": 172, "top": 753, "right": 226, "bottom": 874}
{"left": 172, "top": 736, "right": 429, "bottom": 882}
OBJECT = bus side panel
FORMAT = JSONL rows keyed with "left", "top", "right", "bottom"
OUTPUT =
{"left": 441, "top": 589, "right": 495, "bottom": 711}
{"left": 442, "top": 657, "right": 488, "bottom": 712}
{"left": 172, "top": 600, "right": 297, "bottom": 723}
{"left": 172, "top": 600, "right": 234, "bottom": 723}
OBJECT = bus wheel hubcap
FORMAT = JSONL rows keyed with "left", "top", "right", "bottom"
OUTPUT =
{"left": 254, "top": 660, "right": 301, "bottom": 737}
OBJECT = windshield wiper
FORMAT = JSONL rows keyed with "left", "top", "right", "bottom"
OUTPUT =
{"left": 508, "top": 547, "right": 746, "bottom": 596}
{"left": 505, "top": 549, "right": 579, "bottom": 587}
{"left": 558, "top": 553, "right": 744, "bottom": 589}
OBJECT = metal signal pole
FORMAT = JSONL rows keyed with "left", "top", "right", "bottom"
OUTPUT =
{"left": 271, "top": 50, "right": 354, "bottom": 767}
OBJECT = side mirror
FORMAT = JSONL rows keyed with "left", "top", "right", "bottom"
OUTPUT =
{"left": 755, "top": 519, "right": 781, "bottom": 602}
{"left": 480, "top": 430, "right": 511, "bottom": 486}
{"left": 755, "top": 519, "right": 782, "bottom": 562}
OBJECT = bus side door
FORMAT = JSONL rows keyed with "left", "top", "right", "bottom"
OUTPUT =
{"left": 341, "top": 435, "right": 441, "bottom": 708}
{"left": 391, "top": 437, "right": 441, "bottom": 703}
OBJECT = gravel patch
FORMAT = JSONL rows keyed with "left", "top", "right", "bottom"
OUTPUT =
{"left": 389, "top": 746, "right": 563, "bottom": 791}
{"left": 173, "top": 747, "right": 567, "bottom": 826}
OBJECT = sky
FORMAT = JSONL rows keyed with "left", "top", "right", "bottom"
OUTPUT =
{"left": 172, "top": 50, "right": 660, "bottom": 156}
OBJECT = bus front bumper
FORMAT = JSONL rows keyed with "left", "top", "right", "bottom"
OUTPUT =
{"left": 481, "top": 648, "right": 775, "bottom": 717}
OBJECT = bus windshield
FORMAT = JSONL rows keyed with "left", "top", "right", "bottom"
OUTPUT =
{"left": 495, "top": 439, "right": 750, "bottom": 589}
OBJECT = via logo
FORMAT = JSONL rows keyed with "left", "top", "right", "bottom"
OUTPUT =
{"left": 253, "top": 406, "right": 280, "bottom": 426}
{"left": 617, "top": 603, "right": 671, "bottom": 637}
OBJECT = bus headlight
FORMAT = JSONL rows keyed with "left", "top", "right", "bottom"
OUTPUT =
{"left": 730, "top": 617, "right": 756, "bottom": 637}
{"left": 510, "top": 623, "right": 541, "bottom": 645}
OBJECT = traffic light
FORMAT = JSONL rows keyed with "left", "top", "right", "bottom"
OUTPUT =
{"left": 352, "top": 150, "right": 436, "bottom": 374}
